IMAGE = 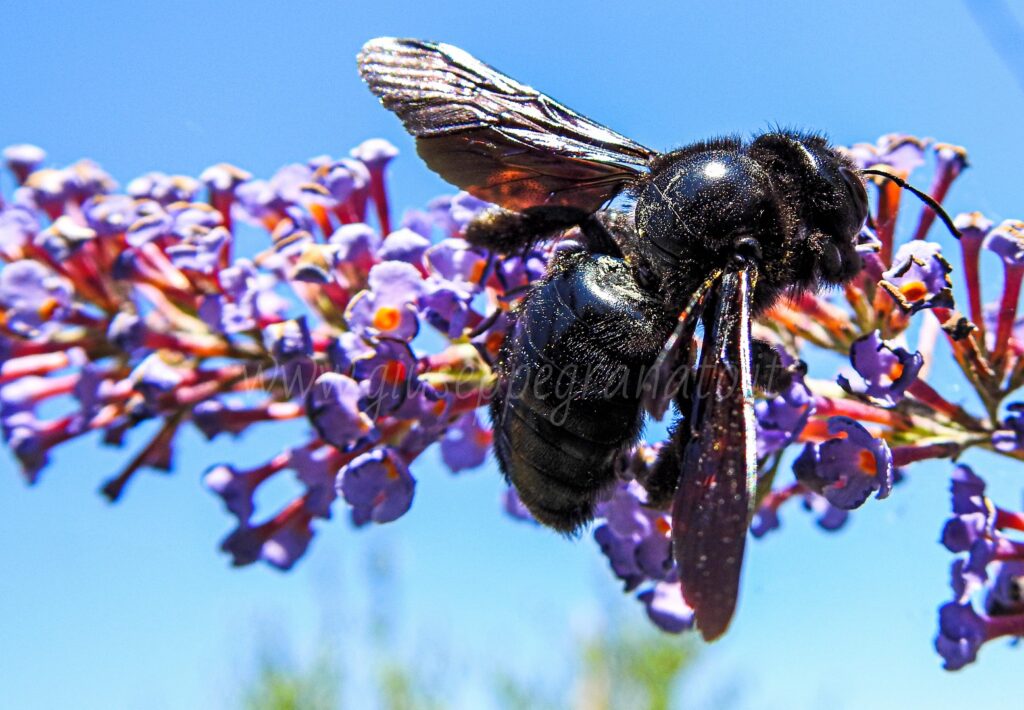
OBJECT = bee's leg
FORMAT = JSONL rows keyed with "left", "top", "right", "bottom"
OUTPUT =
{"left": 463, "top": 205, "right": 589, "bottom": 253}
{"left": 751, "top": 340, "right": 804, "bottom": 395}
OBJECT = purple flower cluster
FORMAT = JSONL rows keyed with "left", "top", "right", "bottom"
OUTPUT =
{"left": 4, "top": 132, "right": 1024, "bottom": 666}
{"left": 0, "top": 139, "right": 548, "bottom": 572}
{"left": 592, "top": 446, "right": 694, "bottom": 633}
{"left": 935, "top": 465, "right": 1024, "bottom": 669}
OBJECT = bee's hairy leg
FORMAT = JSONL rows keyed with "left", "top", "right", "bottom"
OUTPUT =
{"left": 751, "top": 339, "right": 804, "bottom": 395}
{"left": 463, "top": 205, "right": 591, "bottom": 253}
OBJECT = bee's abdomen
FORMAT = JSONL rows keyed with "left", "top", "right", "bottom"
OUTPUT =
{"left": 491, "top": 251, "right": 671, "bottom": 532}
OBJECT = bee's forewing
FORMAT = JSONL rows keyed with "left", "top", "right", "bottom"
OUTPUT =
{"left": 672, "top": 267, "right": 757, "bottom": 641}
{"left": 358, "top": 37, "right": 657, "bottom": 213}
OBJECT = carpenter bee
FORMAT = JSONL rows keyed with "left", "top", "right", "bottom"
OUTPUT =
{"left": 357, "top": 37, "right": 871, "bottom": 640}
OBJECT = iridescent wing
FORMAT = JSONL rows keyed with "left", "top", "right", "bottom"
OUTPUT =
{"left": 672, "top": 267, "right": 758, "bottom": 641}
{"left": 357, "top": 37, "right": 657, "bottom": 212}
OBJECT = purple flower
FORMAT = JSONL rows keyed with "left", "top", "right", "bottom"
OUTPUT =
{"left": 843, "top": 134, "right": 928, "bottom": 175}
{"left": 260, "top": 513, "right": 314, "bottom": 571}
{"left": 638, "top": 582, "right": 695, "bottom": 634}
{"left": 191, "top": 399, "right": 253, "bottom": 440}
{"left": 750, "top": 505, "right": 781, "bottom": 538}
{"left": 502, "top": 487, "right": 536, "bottom": 524}
{"left": 793, "top": 416, "right": 894, "bottom": 510}
{"left": 599, "top": 481, "right": 652, "bottom": 540}
{"left": 307, "top": 373, "right": 375, "bottom": 451}
{"left": 0, "top": 204, "right": 39, "bottom": 255}
{"left": 130, "top": 353, "right": 186, "bottom": 407}
{"left": 126, "top": 201, "right": 222, "bottom": 247}
{"left": 199, "top": 163, "right": 251, "bottom": 194}
{"left": 289, "top": 445, "right": 339, "bottom": 519}
{"left": 325, "top": 332, "right": 375, "bottom": 375}
{"left": 0, "top": 260, "right": 73, "bottom": 337}
{"left": 66, "top": 159, "right": 117, "bottom": 201}
{"left": 199, "top": 258, "right": 286, "bottom": 334}
{"left": 594, "top": 523, "right": 645, "bottom": 591}
{"left": 126, "top": 172, "right": 200, "bottom": 205}
{"left": 220, "top": 508, "right": 315, "bottom": 571}
{"left": 950, "top": 464, "right": 988, "bottom": 516}
{"left": 935, "top": 602, "right": 987, "bottom": 670}
{"left": 312, "top": 159, "right": 369, "bottom": 204}
{"left": 219, "top": 524, "right": 263, "bottom": 567}
{"left": 265, "top": 317, "right": 313, "bottom": 361}
{"left": 379, "top": 228, "right": 431, "bottom": 266}
{"left": 265, "top": 317, "right": 316, "bottom": 397}
{"left": 802, "top": 492, "right": 849, "bottom": 532}
{"left": 440, "top": 412, "right": 492, "bottom": 472}
{"left": 82, "top": 194, "right": 142, "bottom": 237}
{"left": 425, "top": 239, "right": 489, "bottom": 287}
{"left": 107, "top": 312, "right": 146, "bottom": 353}
{"left": 879, "top": 241, "right": 954, "bottom": 313}
{"left": 955, "top": 211, "right": 993, "bottom": 243}
{"left": 345, "top": 261, "right": 423, "bottom": 341}
{"left": 74, "top": 361, "right": 118, "bottom": 420}
{"left": 983, "top": 220, "right": 1024, "bottom": 266}
{"left": 353, "top": 338, "right": 419, "bottom": 418}
{"left": 755, "top": 362, "right": 814, "bottom": 457}
{"left": 3, "top": 411, "right": 54, "bottom": 483}
{"left": 21, "top": 168, "right": 74, "bottom": 215}
{"left": 166, "top": 226, "right": 231, "bottom": 273}
{"left": 336, "top": 448, "right": 416, "bottom": 527}
{"left": 350, "top": 138, "right": 398, "bottom": 168}
{"left": 401, "top": 209, "right": 433, "bottom": 238}
{"left": 421, "top": 240, "right": 489, "bottom": 337}
{"left": 34, "top": 216, "right": 97, "bottom": 260}
{"left": 593, "top": 481, "right": 675, "bottom": 589}
{"left": 941, "top": 512, "right": 994, "bottom": 554}
{"left": 494, "top": 247, "right": 548, "bottom": 294}
{"left": 940, "top": 466, "right": 998, "bottom": 596}
{"left": 837, "top": 331, "right": 923, "bottom": 406}
{"left": 426, "top": 195, "right": 459, "bottom": 236}
{"left": 203, "top": 463, "right": 260, "bottom": 522}
{"left": 0, "top": 376, "right": 48, "bottom": 417}
{"left": 329, "top": 222, "right": 380, "bottom": 273}
{"left": 991, "top": 401, "right": 1024, "bottom": 450}
{"left": 448, "top": 192, "right": 491, "bottom": 231}
{"left": 3, "top": 144, "right": 46, "bottom": 182}
{"left": 985, "top": 561, "right": 1024, "bottom": 616}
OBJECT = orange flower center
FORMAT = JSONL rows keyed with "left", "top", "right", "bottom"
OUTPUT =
{"left": 383, "top": 458, "right": 400, "bottom": 480}
{"left": 858, "top": 449, "right": 877, "bottom": 475}
{"left": 37, "top": 297, "right": 60, "bottom": 321}
{"left": 899, "top": 280, "right": 929, "bottom": 302}
{"left": 373, "top": 305, "right": 402, "bottom": 332}
{"left": 887, "top": 362, "right": 904, "bottom": 382}
{"left": 654, "top": 517, "right": 672, "bottom": 536}
{"left": 469, "top": 260, "right": 487, "bottom": 283}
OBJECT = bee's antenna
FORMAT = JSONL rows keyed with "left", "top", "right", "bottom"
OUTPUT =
{"left": 860, "top": 168, "right": 962, "bottom": 240}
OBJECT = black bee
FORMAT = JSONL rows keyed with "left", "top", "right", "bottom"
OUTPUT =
{"left": 357, "top": 37, "right": 869, "bottom": 640}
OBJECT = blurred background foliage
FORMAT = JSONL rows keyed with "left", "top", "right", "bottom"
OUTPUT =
{"left": 237, "top": 545, "right": 699, "bottom": 710}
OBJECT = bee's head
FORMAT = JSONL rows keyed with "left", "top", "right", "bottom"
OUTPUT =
{"left": 633, "top": 133, "right": 867, "bottom": 310}
{"left": 745, "top": 132, "right": 867, "bottom": 288}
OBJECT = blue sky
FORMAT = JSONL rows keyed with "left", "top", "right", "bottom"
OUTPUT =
{"left": 3, "top": 1, "right": 1024, "bottom": 708}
